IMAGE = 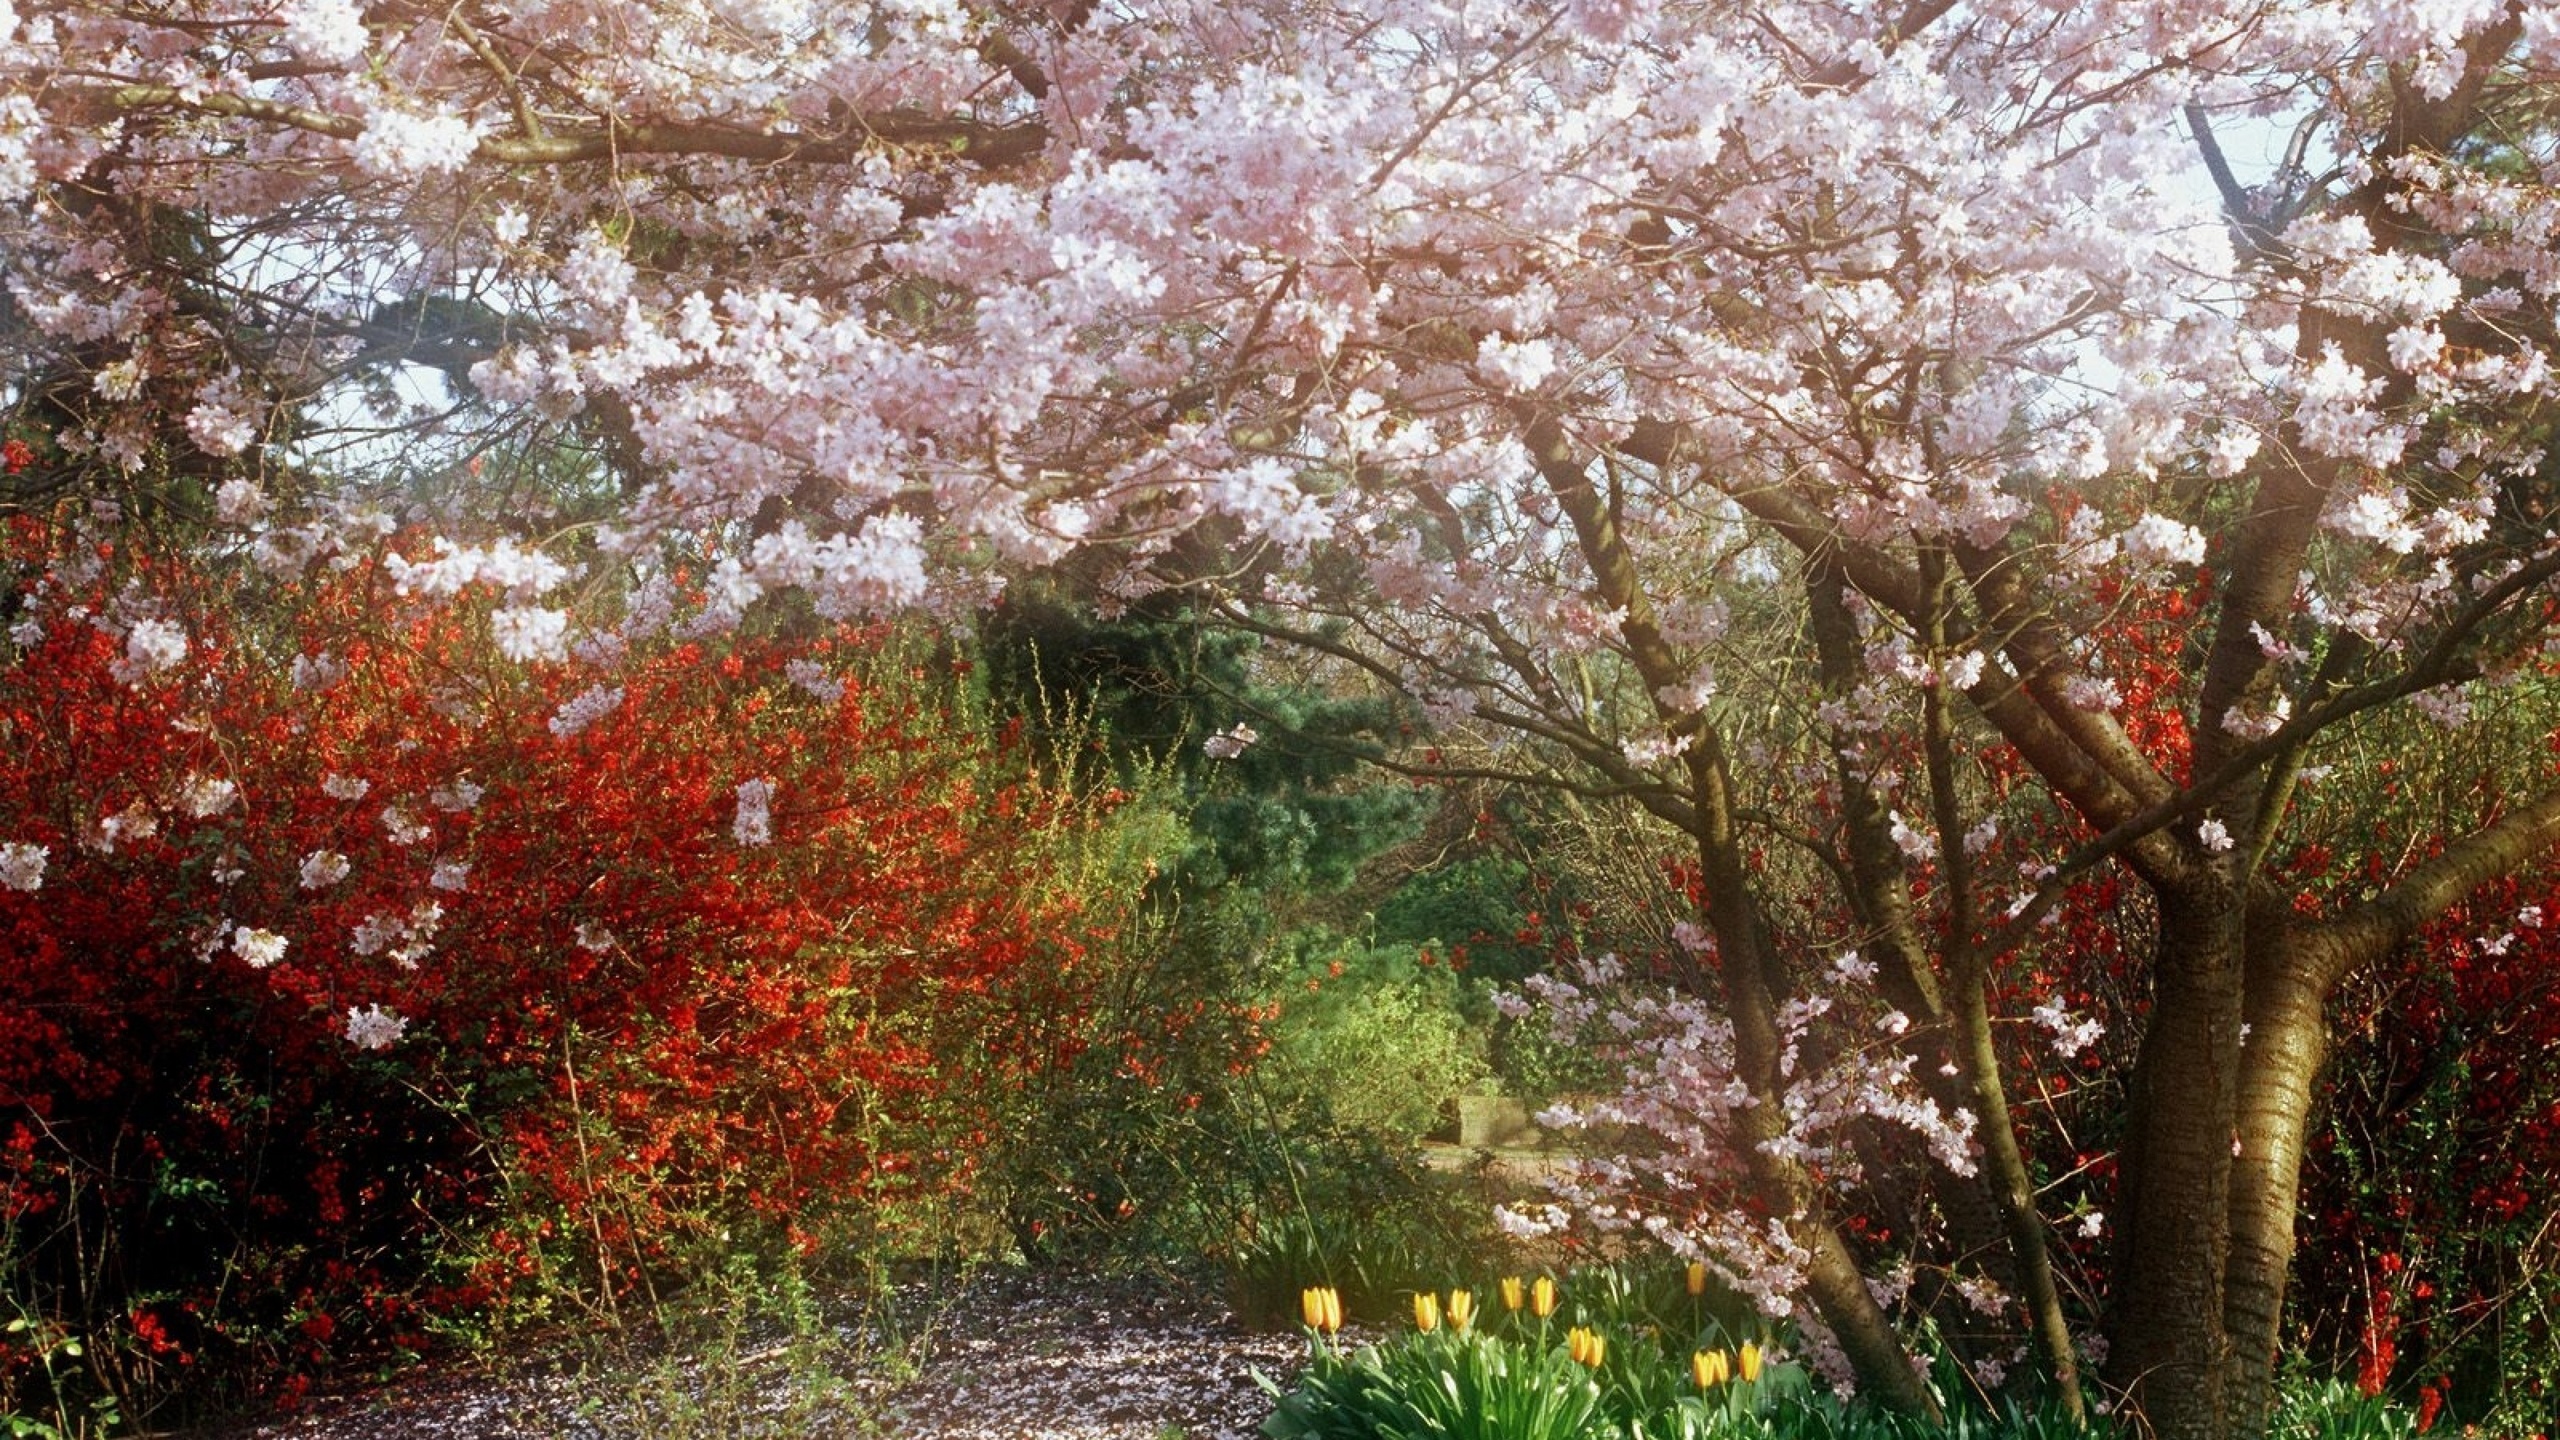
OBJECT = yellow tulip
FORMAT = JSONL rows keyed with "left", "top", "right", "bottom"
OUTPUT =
{"left": 1500, "top": 1275, "right": 1525, "bottom": 1311}
{"left": 1413, "top": 1291, "right": 1441, "bottom": 1333}
{"left": 1693, "top": 1348, "right": 1731, "bottom": 1388}
{"left": 1447, "top": 1288, "right": 1475, "bottom": 1332}
{"left": 1739, "top": 1340, "right": 1762, "bottom": 1381}
{"left": 1568, "top": 1326, "right": 1607, "bottom": 1368}
{"left": 1532, "top": 1275, "right": 1559, "bottom": 1317}
{"left": 1300, "top": 1285, "right": 1343, "bottom": 1334}
{"left": 1686, "top": 1260, "right": 1708, "bottom": 1297}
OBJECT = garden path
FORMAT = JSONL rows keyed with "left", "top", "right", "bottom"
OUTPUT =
{"left": 205, "top": 1270, "right": 1315, "bottom": 1440}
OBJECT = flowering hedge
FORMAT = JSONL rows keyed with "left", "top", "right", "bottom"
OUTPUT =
{"left": 0, "top": 517, "right": 1144, "bottom": 1424}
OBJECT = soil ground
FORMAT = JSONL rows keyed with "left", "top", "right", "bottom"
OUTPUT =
{"left": 197, "top": 1268, "right": 1321, "bottom": 1440}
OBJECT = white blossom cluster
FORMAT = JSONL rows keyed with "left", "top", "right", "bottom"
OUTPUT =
{"left": 429, "top": 777, "right": 484, "bottom": 812}
{"left": 784, "top": 659, "right": 844, "bottom": 704}
{"left": 2030, "top": 996, "right": 2108, "bottom": 1059}
{"left": 381, "top": 805, "right": 431, "bottom": 846}
{"left": 0, "top": 841, "right": 45, "bottom": 892}
{"left": 343, "top": 1003, "right": 409, "bottom": 1050}
{"left": 292, "top": 653, "right": 348, "bottom": 691}
{"left": 231, "top": 926, "right": 288, "bottom": 969}
{"left": 176, "top": 773, "right": 238, "bottom": 818}
{"left": 1499, "top": 952, "right": 1979, "bottom": 1327}
{"left": 279, "top": 0, "right": 368, "bottom": 63}
{"left": 298, "top": 849, "right": 351, "bottom": 889}
{"left": 349, "top": 900, "right": 443, "bottom": 970}
{"left": 733, "top": 777, "right": 774, "bottom": 846}
{"left": 1201, "top": 723, "right": 1258, "bottom": 760}
{"left": 109, "top": 618, "right": 187, "bottom": 684}
{"left": 88, "top": 801, "right": 158, "bottom": 854}
{"left": 349, "top": 96, "right": 481, "bottom": 178}
{"left": 547, "top": 683, "right": 625, "bottom": 739}
{"left": 491, "top": 606, "right": 569, "bottom": 663}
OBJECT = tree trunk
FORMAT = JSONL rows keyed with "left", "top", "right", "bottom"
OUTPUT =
{"left": 2107, "top": 880, "right": 2247, "bottom": 1440}
{"left": 1804, "top": 561, "right": 2033, "bottom": 1360}
{"left": 2221, "top": 931, "right": 2334, "bottom": 1440}
{"left": 1953, "top": 968, "right": 2086, "bottom": 1420}
{"left": 1533, "top": 417, "right": 1937, "bottom": 1415}
{"left": 1683, "top": 748, "right": 1942, "bottom": 1419}
{"left": 1723, "top": 1055, "right": 1948, "bottom": 1416}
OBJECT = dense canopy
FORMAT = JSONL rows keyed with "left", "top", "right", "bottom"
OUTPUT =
{"left": 9, "top": 2, "right": 2560, "bottom": 1436}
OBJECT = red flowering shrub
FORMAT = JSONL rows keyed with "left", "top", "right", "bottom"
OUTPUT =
{"left": 0, "top": 517, "right": 1148, "bottom": 1425}
{"left": 2290, "top": 864, "right": 2560, "bottom": 1429}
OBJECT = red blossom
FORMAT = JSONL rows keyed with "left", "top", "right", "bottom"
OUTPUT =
{"left": 0, "top": 519, "right": 1149, "bottom": 1414}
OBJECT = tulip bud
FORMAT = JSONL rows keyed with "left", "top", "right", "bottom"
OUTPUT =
{"left": 1413, "top": 1291, "right": 1441, "bottom": 1332}
{"left": 1686, "top": 1260, "right": 1708, "bottom": 1296}
{"left": 1300, "top": 1285, "right": 1343, "bottom": 1333}
{"left": 1500, "top": 1276, "right": 1525, "bottom": 1311}
{"left": 1568, "top": 1326, "right": 1607, "bottom": 1368}
{"left": 1739, "top": 1339, "right": 1762, "bottom": 1381}
{"left": 1693, "top": 1348, "right": 1731, "bottom": 1388}
{"left": 1447, "top": 1288, "right": 1474, "bottom": 1332}
{"left": 1532, "top": 1275, "right": 1558, "bottom": 1317}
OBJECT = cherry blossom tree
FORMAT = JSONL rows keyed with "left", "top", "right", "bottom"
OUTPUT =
{"left": 9, "top": 1, "right": 2560, "bottom": 1435}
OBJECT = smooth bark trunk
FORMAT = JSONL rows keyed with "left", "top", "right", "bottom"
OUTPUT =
{"left": 2221, "top": 933, "right": 2333, "bottom": 1440}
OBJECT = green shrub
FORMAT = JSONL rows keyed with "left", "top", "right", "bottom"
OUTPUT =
{"left": 1261, "top": 1330, "right": 1610, "bottom": 1440}
{"left": 537, "top": 1250, "right": 866, "bottom": 1440}
{"left": 1225, "top": 1134, "right": 1494, "bottom": 1328}
{"left": 1256, "top": 1263, "right": 2121, "bottom": 1440}
{"left": 1372, "top": 856, "right": 1545, "bottom": 987}
{"left": 1266, "top": 932, "right": 1488, "bottom": 1147}
{"left": 2265, "top": 1377, "right": 2420, "bottom": 1440}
